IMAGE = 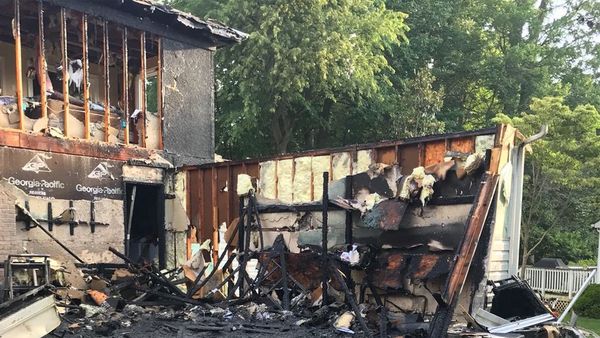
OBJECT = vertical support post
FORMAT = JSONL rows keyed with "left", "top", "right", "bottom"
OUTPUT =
{"left": 238, "top": 196, "right": 245, "bottom": 253}
{"left": 157, "top": 37, "right": 163, "bottom": 149}
{"left": 280, "top": 246, "right": 290, "bottom": 311}
{"left": 81, "top": 14, "right": 90, "bottom": 139}
{"left": 122, "top": 27, "right": 129, "bottom": 145}
{"left": 211, "top": 167, "right": 218, "bottom": 264}
{"left": 343, "top": 175, "right": 354, "bottom": 292}
{"left": 60, "top": 8, "right": 69, "bottom": 136}
{"left": 13, "top": 0, "right": 24, "bottom": 130}
{"left": 139, "top": 32, "right": 147, "bottom": 147}
{"left": 541, "top": 269, "right": 546, "bottom": 297}
{"left": 37, "top": 0, "right": 47, "bottom": 118}
{"left": 68, "top": 200, "right": 76, "bottom": 236}
{"left": 90, "top": 200, "right": 96, "bottom": 234}
{"left": 568, "top": 269, "right": 574, "bottom": 298}
{"left": 595, "top": 227, "right": 600, "bottom": 284}
{"left": 321, "top": 171, "right": 329, "bottom": 306}
{"left": 102, "top": 21, "right": 110, "bottom": 142}
{"left": 47, "top": 202, "right": 53, "bottom": 231}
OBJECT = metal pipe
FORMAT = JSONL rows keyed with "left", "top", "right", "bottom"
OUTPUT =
{"left": 139, "top": 31, "right": 147, "bottom": 147}
{"left": 557, "top": 269, "right": 596, "bottom": 323}
{"left": 13, "top": 0, "right": 24, "bottom": 130}
{"left": 508, "top": 125, "right": 548, "bottom": 276}
{"left": 103, "top": 21, "right": 110, "bottom": 142}
{"left": 60, "top": 8, "right": 69, "bottom": 136}
{"left": 38, "top": 0, "right": 47, "bottom": 118}
{"left": 81, "top": 13, "right": 90, "bottom": 139}
{"left": 122, "top": 27, "right": 129, "bottom": 145}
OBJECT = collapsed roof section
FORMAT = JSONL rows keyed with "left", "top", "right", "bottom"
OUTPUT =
{"left": 47, "top": 0, "right": 248, "bottom": 48}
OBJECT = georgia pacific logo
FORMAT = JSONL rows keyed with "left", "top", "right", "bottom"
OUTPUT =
{"left": 87, "top": 162, "right": 115, "bottom": 180}
{"left": 21, "top": 154, "right": 52, "bottom": 174}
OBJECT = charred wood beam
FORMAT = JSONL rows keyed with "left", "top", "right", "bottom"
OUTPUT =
{"left": 38, "top": 0, "right": 47, "bottom": 118}
{"left": 157, "top": 37, "right": 163, "bottom": 149}
{"left": 60, "top": 7, "right": 69, "bottom": 136}
{"left": 102, "top": 20, "right": 110, "bottom": 142}
{"left": 14, "top": 0, "right": 25, "bottom": 130}
{"left": 45, "top": 0, "right": 215, "bottom": 50}
{"left": 81, "top": 13, "right": 90, "bottom": 139}
{"left": 343, "top": 175, "right": 354, "bottom": 292}
{"left": 139, "top": 31, "right": 147, "bottom": 147}
{"left": 255, "top": 202, "right": 342, "bottom": 213}
{"left": 122, "top": 26, "right": 129, "bottom": 145}
{"left": 321, "top": 171, "right": 329, "bottom": 306}
{"left": 428, "top": 173, "right": 498, "bottom": 338}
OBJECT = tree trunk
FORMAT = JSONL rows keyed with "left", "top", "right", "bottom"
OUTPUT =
{"left": 271, "top": 106, "right": 293, "bottom": 154}
{"left": 520, "top": 228, "right": 530, "bottom": 277}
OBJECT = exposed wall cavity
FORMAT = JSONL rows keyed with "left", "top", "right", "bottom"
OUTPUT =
{"left": 162, "top": 38, "right": 214, "bottom": 166}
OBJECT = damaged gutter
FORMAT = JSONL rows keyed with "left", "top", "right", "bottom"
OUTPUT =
{"left": 507, "top": 125, "right": 548, "bottom": 276}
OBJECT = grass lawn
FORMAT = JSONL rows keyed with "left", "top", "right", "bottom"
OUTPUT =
{"left": 564, "top": 312, "right": 600, "bottom": 335}
{"left": 576, "top": 316, "right": 600, "bottom": 335}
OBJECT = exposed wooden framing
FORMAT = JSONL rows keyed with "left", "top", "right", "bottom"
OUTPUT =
{"left": 81, "top": 13, "right": 90, "bottom": 139}
{"left": 394, "top": 144, "right": 399, "bottom": 164}
{"left": 13, "top": 0, "right": 24, "bottom": 130}
{"left": 291, "top": 157, "right": 296, "bottom": 202}
{"left": 139, "top": 31, "right": 147, "bottom": 147}
{"left": 310, "top": 156, "right": 314, "bottom": 201}
{"left": 274, "top": 160, "right": 279, "bottom": 199}
{"left": 227, "top": 166, "right": 233, "bottom": 222}
{"left": 60, "top": 8, "right": 69, "bottom": 136}
{"left": 198, "top": 170, "right": 205, "bottom": 242}
{"left": 38, "top": 0, "right": 47, "bottom": 119}
{"left": 122, "top": 27, "right": 129, "bottom": 145}
{"left": 157, "top": 37, "right": 164, "bottom": 149}
{"left": 211, "top": 167, "right": 218, "bottom": 263}
{"left": 185, "top": 170, "right": 193, "bottom": 260}
{"left": 328, "top": 155, "right": 333, "bottom": 181}
{"left": 191, "top": 127, "right": 497, "bottom": 170}
{"left": 102, "top": 21, "right": 110, "bottom": 142}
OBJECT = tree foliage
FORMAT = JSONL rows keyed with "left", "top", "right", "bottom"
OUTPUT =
{"left": 170, "top": 0, "right": 600, "bottom": 263}
{"left": 174, "top": 0, "right": 409, "bottom": 157}
{"left": 494, "top": 97, "right": 600, "bottom": 266}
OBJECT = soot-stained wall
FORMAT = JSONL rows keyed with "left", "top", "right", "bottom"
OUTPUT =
{"left": 162, "top": 39, "right": 215, "bottom": 167}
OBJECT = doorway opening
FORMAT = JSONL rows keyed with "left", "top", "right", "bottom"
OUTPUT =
{"left": 125, "top": 183, "right": 165, "bottom": 268}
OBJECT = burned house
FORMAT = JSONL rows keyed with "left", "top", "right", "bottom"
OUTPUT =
{"left": 180, "top": 124, "right": 553, "bottom": 336}
{"left": 0, "top": 0, "right": 246, "bottom": 269}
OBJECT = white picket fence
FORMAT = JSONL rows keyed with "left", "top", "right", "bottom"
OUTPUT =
{"left": 524, "top": 267, "right": 597, "bottom": 299}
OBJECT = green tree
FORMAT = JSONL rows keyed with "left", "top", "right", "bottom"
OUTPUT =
{"left": 494, "top": 97, "right": 600, "bottom": 271}
{"left": 174, "top": 0, "right": 408, "bottom": 157}
{"left": 390, "top": 0, "right": 600, "bottom": 130}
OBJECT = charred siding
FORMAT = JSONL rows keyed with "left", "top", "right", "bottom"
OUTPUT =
{"left": 162, "top": 39, "right": 214, "bottom": 166}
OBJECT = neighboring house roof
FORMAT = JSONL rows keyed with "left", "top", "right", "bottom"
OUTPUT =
{"left": 533, "top": 258, "right": 567, "bottom": 269}
{"left": 55, "top": 0, "right": 247, "bottom": 48}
